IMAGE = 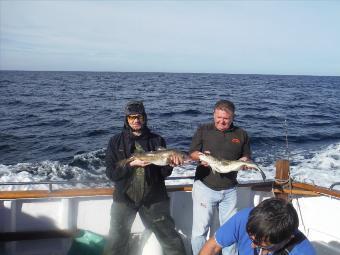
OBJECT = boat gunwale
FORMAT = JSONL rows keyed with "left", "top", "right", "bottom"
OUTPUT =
{"left": 0, "top": 180, "right": 339, "bottom": 199}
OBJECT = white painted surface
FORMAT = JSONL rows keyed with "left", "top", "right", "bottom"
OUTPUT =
{"left": 1, "top": 187, "right": 340, "bottom": 255}
{"left": 292, "top": 195, "right": 340, "bottom": 250}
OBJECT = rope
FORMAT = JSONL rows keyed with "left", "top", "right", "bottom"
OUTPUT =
{"left": 274, "top": 178, "right": 290, "bottom": 185}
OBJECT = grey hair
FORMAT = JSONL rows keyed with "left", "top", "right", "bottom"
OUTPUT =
{"left": 214, "top": 100, "right": 235, "bottom": 114}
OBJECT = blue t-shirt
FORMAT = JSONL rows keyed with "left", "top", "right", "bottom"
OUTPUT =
{"left": 215, "top": 208, "right": 316, "bottom": 255}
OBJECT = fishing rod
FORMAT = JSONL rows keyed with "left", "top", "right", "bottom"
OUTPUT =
{"left": 284, "top": 119, "right": 290, "bottom": 162}
{"left": 284, "top": 119, "right": 294, "bottom": 200}
{"left": 283, "top": 119, "right": 308, "bottom": 233}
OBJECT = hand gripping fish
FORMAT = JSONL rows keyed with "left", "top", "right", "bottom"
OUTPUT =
{"left": 118, "top": 148, "right": 188, "bottom": 167}
{"left": 198, "top": 153, "right": 266, "bottom": 181}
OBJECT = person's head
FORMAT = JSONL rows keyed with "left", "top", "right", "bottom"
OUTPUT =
{"left": 124, "top": 101, "right": 147, "bottom": 133}
{"left": 213, "top": 100, "right": 235, "bottom": 131}
{"left": 246, "top": 198, "right": 299, "bottom": 253}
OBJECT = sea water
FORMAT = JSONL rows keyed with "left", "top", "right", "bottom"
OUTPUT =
{"left": 1, "top": 71, "right": 339, "bottom": 190}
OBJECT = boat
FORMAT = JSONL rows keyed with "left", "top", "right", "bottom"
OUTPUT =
{"left": 0, "top": 160, "right": 339, "bottom": 255}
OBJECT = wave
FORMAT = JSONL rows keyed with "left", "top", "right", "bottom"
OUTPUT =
{"left": 46, "top": 107, "right": 68, "bottom": 113}
{"left": 241, "top": 114, "right": 284, "bottom": 122}
{"left": 0, "top": 144, "right": 12, "bottom": 151}
{"left": 5, "top": 99, "right": 25, "bottom": 106}
{"left": 0, "top": 79, "right": 15, "bottom": 85}
{"left": 84, "top": 129, "right": 110, "bottom": 137}
{"left": 28, "top": 119, "right": 71, "bottom": 128}
{"left": 251, "top": 134, "right": 340, "bottom": 145}
{"left": 69, "top": 149, "right": 106, "bottom": 172}
{"left": 289, "top": 142, "right": 340, "bottom": 188}
{"left": 1, "top": 142, "right": 339, "bottom": 191}
{"left": 162, "top": 110, "right": 202, "bottom": 117}
{"left": 238, "top": 142, "right": 340, "bottom": 189}
{"left": 0, "top": 149, "right": 109, "bottom": 191}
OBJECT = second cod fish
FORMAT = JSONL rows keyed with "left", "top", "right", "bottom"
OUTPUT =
{"left": 119, "top": 148, "right": 187, "bottom": 167}
{"left": 198, "top": 153, "right": 266, "bottom": 181}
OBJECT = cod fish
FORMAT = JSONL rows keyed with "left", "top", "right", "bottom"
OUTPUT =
{"left": 198, "top": 154, "right": 266, "bottom": 181}
{"left": 119, "top": 148, "right": 187, "bottom": 167}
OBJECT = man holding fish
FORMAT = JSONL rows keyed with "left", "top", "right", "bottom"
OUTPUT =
{"left": 104, "top": 101, "right": 186, "bottom": 255}
{"left": 190, "top": 99, "right": 252, "bottom": 255}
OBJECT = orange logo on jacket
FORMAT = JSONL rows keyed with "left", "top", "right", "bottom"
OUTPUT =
{"left": 231, "top": 138, "right": 240, "bottom": 144}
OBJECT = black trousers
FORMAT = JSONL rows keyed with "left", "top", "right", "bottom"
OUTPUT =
{"left": 104, "top": 199, "right": 186, "bottom": 255}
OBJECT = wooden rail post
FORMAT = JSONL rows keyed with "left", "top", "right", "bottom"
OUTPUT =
{"left": 274, "top": 159, "right": 290, "bottom": 200}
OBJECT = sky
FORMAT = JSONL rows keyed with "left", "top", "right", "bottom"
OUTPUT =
{"left": 0, "top": 1, "right": 340, "bottom": 76}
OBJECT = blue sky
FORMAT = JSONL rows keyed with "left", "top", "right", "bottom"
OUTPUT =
{"left": 1, "top": 1, "right": 339, "bottom": 76}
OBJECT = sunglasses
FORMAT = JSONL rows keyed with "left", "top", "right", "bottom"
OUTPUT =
{"left": 127, "top": 115, "right": 144, "bottom": 121}
{"left": 250, "top": 237, "right": 291, "bottom": 251}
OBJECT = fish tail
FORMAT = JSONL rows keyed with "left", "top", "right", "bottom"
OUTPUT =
{"left": 178, "top": 151, "right": 189, "bottom": 161}
{"left": 256, "top": 166, "right": 267, "bottom": 181}
{"left": 183, "top": 154, "right": 192, "bottom": 163}
{"left": 246, "top": 162, "right": 266, "bottom": 181}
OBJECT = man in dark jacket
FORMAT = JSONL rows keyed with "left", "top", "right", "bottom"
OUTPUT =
{"left": 104, "top": 101, "right": 186, "bottom": 255}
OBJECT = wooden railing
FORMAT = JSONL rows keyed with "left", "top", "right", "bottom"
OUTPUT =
{"left": 1, "top": 181, "right": 339, "bottom": 200}
{"left": 0, "top": 160, "right": 339, "bottom": 200}
{"left": 272, "top": 159, "right": 340, "bottom": 199}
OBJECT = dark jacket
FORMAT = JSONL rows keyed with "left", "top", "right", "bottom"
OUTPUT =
{"left": 189, "top": 123, "right": 251, "bottom": 190}
{"left": 105, "top": 127, "right": 173, "bottom": 208}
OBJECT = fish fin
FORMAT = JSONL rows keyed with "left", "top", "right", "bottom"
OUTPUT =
{"left": 117, "top": 157, "right": 134, "bottom": 168}
{"left": 210, "top": 167, "right": 217, "bottom": 175}
{"left": 156, "top": 146, "right": 166, "bottom": 151}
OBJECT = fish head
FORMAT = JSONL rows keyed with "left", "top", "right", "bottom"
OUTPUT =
{"left": 198, "top": 153, "right": 222, "bottom": 174}
{"left": 198, "top": 153, "right": 214, "bottom": 163}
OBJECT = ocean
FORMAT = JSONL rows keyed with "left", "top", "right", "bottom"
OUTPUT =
{"left": 0, "top": 71, "right": 339, "bottom": 190}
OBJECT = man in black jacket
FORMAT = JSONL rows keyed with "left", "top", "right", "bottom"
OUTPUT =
{"left": 104, "top": 101, "right": 186, "bottom": 255}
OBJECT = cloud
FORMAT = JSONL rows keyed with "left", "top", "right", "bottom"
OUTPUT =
{"left": 1, "top": 1, "right": 340, "bottom": 75}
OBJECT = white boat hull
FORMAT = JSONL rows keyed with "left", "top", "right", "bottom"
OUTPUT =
{"left": 1, "top": 184, "right": 339, "bottom": 255}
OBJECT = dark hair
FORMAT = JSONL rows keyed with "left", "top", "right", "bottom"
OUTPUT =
{"left": 214, "top": 100, "right": 235, "bottom": 114}
{"left": 246, "top": 198, "right": 299, "bottom": 245}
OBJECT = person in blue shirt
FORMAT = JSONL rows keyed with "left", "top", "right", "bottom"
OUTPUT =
{"left": 199, "top": 197, "right": 316, "bottom": 255}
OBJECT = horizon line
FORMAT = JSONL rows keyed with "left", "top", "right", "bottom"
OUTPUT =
{"left": 1, "top": 69, "right": 339, "bottom": 78}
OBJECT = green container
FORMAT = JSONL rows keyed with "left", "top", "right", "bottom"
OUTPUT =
{"left": 67, "top": 230, "right": 106, "bottom": 255}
